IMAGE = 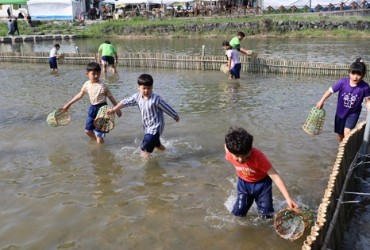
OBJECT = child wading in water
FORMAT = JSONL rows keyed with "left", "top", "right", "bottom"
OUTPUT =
{"left": 108, "top": 73, "right": 179, "bottom": 159}
{"left": 63, "top": 62, "right": 122, "bottom": 144}
{"left": 49, "top": 44, "right": 60, "bottom": 72}
{"left": 224, "top": 127, "right": 298, "bottom": 218}
{"left": 222, "top": 40, "right": 241, "bottom": 80}
{"left": 316, "top": 58, "right": 370, "bottom": 143}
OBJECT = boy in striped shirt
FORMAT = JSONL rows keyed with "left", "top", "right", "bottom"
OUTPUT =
{"left": 108, "top": 74, "right": 179, "bottom": 158}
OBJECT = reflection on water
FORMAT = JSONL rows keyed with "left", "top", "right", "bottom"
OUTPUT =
{"left": 0, "top": 60, "right": 367, "bottom": 248}
{"left": 1, "top": 37, "right": 370, "bottom": 64}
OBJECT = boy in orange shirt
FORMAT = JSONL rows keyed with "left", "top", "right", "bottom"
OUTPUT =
{"left": 224, "top": 127, "right": 298, "bottom": 218}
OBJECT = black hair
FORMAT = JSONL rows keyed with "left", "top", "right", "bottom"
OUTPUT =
{"left": 237, "top": 31, "right": 245, "bottom": 38}
{"left": 54, "top": 43, "right": 60, "bottom": 48}
{"left": 349, "top": 57, "right": 366, "bottom": 77}
{"left": 225, "top": 127, "right": 253, "bottom": 155}
{"left": 222, "top": 40, "right": 230, "bottom": 47}
{"left": 137, "top": 74, "right": 153, "bottom": 86}
{"left": 105, "top": 40, "right": 111, "bottom": 44}
{"left": 86, "top": 62, "right": 101, "bottom": 72}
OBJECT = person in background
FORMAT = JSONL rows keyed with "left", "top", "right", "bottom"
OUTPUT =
{"left": 229, "top": 31, "right": 254, "bottom": 57}
{"left": 7, "top": 19, "right": 14, "bottom": 35}
{"left": 7, "top": 7, "right": 11, "bottom": 18}
{"left": 49, "top": 44, "right": 60, "bottom": 72}
{"left": 224, "top": 127, "right": 298, "bottom": 218}
{"left": 98, "top": 40, "right": 118, "bottom": 74}
{"left": 13, "top": 17, "right": 19, "bottom": 35}
{"left": 316, "top": 57, "right": 370, "bottom": 143}
{"left": 26, "top": 14, "right": 32, "bottom": 26}
{"left": 107, "top": 74, "right": 180, "bottom": 159}
{"left": 222, "top": 40, "right": 241, "bottom": 80}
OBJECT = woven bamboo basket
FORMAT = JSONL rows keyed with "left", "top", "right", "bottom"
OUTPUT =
{"left": 94, "top": 105, "right": 115, "bottom": 132}
{"left": 46, "top": 108, "right": 71, "bottom": 127}
{"left": 274, "top": 208, "right": 314, "bottom": 241}
{"left": 303, "top": 107, "right": 326, "bottom": 135}
{"left": 220, "top": 64, "right": 230, "bottom": 74}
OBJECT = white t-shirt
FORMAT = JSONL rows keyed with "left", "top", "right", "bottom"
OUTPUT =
{"left": 226, "top": 49, "right": 240, "bottom": 69}
{"left": 49, "top": 47, "right": 58, "bottom": 57}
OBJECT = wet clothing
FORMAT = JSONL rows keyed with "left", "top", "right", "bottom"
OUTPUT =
{"left": 226, "top": 48, "right": 241, "bottom": 79}
{"left": 225, "top": 147, "right": 274, "bottom": 217}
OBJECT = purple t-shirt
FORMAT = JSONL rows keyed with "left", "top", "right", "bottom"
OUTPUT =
{"left": 331, "top": 77, "right": 370, "bottom": 118}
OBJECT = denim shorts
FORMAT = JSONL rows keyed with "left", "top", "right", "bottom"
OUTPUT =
{"left": 141, "top": 133, "right": 161, "bottom": 153}
{"left": 85, "top": 102, "right": 107, "bottom": 137}
{"left": 230, "top": 63, "right": 241, "bottom": 79}
{"left": 49, "top": 57, "right": 58, "bottom": 69}
{"left": 334, "top": 113, "right": 360, "bottom": 134}
{"left": 232, "top": 175, "right": 274, "bottom": 218}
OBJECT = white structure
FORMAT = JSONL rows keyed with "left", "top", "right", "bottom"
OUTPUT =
{"left": 27, "top": 0, "right": 85, "bottom": 20}
{"left": 260, "top": 1, "right": 356, "bottom": 9}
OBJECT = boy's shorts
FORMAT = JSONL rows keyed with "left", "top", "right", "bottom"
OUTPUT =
{"left": 141, "top": 133, "right": 161, "bottom": 153}
{"left": 232, "top": 175, "right": 274, "bottom": 218}
{"left": 101, "top": 56, "right": 115, "bottom": 65}
{"left": 334, "top": 113, "right": 360, "bottom": 135}
{"left": 49, "top": 57, "right": 58, "bottom": 69}
{"left": 85, "top": 102, "right": 107, "bottom": 138}
{"left": 230, "top": 63, "right": 241, "bottom": 79}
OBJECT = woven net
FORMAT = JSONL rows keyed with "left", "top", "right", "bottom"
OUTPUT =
{"left": 94, "top": 105, "right": 115, "bottom": 132}
{"left": 274, "top": 208, "right": 315, "bottom": 241}
{"left": 246, "top": 50, "right": 258, "bottom": 58}
{"left": 220, "top": 64, "right": 230, "bottom": 74}
{"left": 46, "top": 108, "right": 71, "bottom": 127}
{"left": 302, "top": 107, "right": 326, "bottom": 135}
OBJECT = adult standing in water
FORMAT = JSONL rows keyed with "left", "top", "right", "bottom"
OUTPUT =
{"left": 98, "top": 40, "right": 118, "bottom": 74}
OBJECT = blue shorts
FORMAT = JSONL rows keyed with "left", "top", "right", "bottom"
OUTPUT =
{"left": 49, "top": 57, "right": 58, "bottom": 69}
{"left": 101, "top": 56, "right": 115, "bottom": 65}
{"left": 334, "top": 113, "right": 360, "bottom": 135}
{"left": 141, "top": 133, "right": 161, "bottom": 153}
{"left": 230, "top": 63, "right": 241, "bottom": 79}
{"left": 232, "top": 175, "right": 274, "bottom": 218}
{"left": 85, "top": 102, "right": 107, "bottom": 138}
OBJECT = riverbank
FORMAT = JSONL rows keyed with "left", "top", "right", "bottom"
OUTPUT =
{"left": 2, "top": 13, "right": 370, "bottom": 40}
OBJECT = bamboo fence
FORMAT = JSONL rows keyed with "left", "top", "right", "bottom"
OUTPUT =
{"left": 0, "top": 52, "right": 360, "bottom": 77}
{"left": 302, "top": 121, "right": 367, "bottom": 250}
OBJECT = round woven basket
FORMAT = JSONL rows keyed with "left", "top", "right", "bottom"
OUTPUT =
{"left": 274, "top": 208, "right": 314, "bottom": 241}
{"left": 220, "top": 64, "right": 230, "bottom": 74}
{"left": 303, "top": 107, "right": 326, "bottom": 135}
{"left": 46, "top": 108, "right": 71, "bottom": 127}
{"left": 94, "top": 105, "right": 115, "bottom": 132}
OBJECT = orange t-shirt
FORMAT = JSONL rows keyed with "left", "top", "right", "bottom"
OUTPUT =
{"left": 225, "top": 147, "right": 272, "bottom": 182}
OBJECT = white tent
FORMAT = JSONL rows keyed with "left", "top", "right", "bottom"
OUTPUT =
{"left": 261, "top": 0, "right": 355, "bottom": 9}
{"left": 28, "top": 0, "right": 85, "bottom": 20}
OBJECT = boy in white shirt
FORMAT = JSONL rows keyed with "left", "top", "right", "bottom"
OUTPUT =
{"left": 222, "top": 41, "right": 241, "bottom": 80}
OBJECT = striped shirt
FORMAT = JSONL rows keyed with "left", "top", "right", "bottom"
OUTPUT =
{"left": 81, "top": 80, "right": 112, "bottom": 105}
{"left": 120, "top": 92, "right": 179, "bottom": 135}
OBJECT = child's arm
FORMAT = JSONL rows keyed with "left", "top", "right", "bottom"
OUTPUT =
{"left": 316, "top": 89, "right": 333, "bottom": 109}
{"left": 365, "top": 97, "right": 370, "bottom": 111}
{"left": 158, "top": 99, "right": 179, "bottom": 122}
{"left": 107, "top": 95, "right": 122, "bottom": 117}
{"left": 268, "top": 167, "right": 298, "bottom": 209}
{"left": 107, "top": 102, "right": 124, "bottom": 115}
{"left": 63, "top": 91, "right": 85, "bottom": 111}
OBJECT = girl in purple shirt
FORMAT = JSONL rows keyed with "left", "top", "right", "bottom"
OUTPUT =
{"left": 316, "top": 58, "right": 370, "bottom": 143}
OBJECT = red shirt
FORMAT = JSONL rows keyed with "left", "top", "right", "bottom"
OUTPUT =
{"left": 225, "top": 147, "right": 272, "bottom": 182}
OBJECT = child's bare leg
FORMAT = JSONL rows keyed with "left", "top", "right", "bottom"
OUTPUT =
{"left": 337, "top": 133, "right": 344, "bottom": 143}
{"left": 141, "top": 150, "right": 151, "bottom": 159}
{"left": 85, "top": 130, "right": 97, "bottom": 141}
{"left": 96, "top": 136, "right": 104, "bottom": 144}
{"left": 156, "top": 145, "right": 166, "bottom": 151}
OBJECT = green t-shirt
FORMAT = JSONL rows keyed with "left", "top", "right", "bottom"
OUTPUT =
{"left": 98, "top": 43, "right": 116, "bottom": 57}
{"left": 229, "top": 37, "right": 241, "bottom": 51}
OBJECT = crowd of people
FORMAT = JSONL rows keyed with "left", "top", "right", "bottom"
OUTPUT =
{"left": 5, "top": 7, "right": 32, "bottom": 36}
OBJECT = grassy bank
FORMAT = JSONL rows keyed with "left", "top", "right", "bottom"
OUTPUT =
{"left": 2, "top": 13, "right": 370, "bottom": 38}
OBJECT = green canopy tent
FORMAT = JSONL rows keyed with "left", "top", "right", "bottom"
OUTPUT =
{"left": 0, "top": 0, "right": 27, "bottom": 4}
